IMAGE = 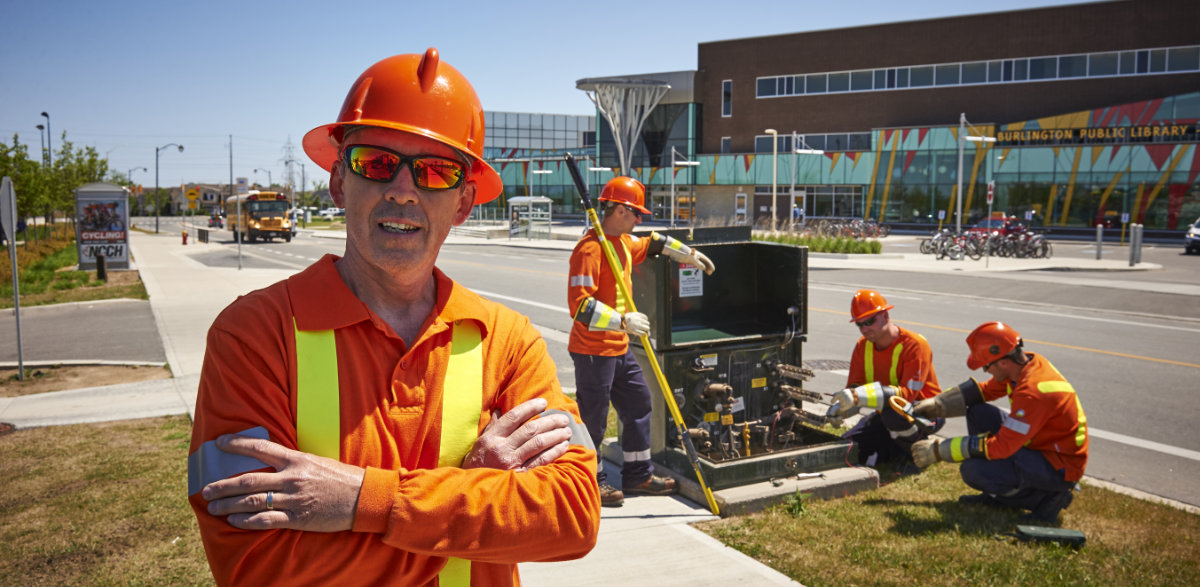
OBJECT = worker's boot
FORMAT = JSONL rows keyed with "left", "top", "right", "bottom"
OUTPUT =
{"left": 599, "top": 482, "right": 624, "bottom": 507}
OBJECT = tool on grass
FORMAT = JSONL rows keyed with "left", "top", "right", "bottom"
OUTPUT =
{"left": 563, "top": 153, "right": 720, "bottom": 516}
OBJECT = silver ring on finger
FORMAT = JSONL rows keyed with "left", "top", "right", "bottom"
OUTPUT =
{"left": 266, "top": 490, "right": 274, "bottom": 510}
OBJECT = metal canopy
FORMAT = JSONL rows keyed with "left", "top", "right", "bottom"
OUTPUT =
{"left": 576, "top": 77, "right": 670, "bottom": 177}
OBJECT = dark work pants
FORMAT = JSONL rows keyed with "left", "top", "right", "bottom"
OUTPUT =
{"left": 845, "top": 411, "right": 944, "bottom": 466}
{"left": 571, "top": 350, "right": 654, "bottom": 487}
{"left": 960, "top": 403, "right": 1075, "bottom": 510}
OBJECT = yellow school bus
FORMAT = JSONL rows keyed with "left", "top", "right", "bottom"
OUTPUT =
{"left": 224, "top": 190, "right": 293, "bottom": 243}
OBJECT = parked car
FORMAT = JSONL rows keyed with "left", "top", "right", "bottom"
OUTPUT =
{"left": 319, "top": 207, "right": 344, "bottom": 219}
{"left": 208, "top": 213, "right": 223, "bottom": 228}
{"left": 1186, "top": 217, "right": 1200, "bottom": 254}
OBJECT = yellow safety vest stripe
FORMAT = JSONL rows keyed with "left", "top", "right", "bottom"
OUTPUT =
{"left": 294, "top": 320, "right": 482, "bottom": 586}
{"left": 863, "top": 341, "right": 904, "bottom": 386}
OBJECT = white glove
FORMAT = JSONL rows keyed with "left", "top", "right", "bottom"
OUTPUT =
{"left": 911, "top": 438, "right": 939, "bottom": 469}
{"left": 826, "top": 388, "right": 858, "bottom": 418}
{"left": 689, "top": 250, "right": 715, "bottom": 275}
{"left": 620, "top": 312, "right": 650, "bottom": 337}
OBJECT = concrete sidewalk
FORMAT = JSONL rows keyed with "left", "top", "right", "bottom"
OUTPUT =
{"left": 0, "top": 225, "right": 1175, "bottom": 586}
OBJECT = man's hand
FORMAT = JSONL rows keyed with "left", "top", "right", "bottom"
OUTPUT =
{"left": 201, "top": 434, "right": 365, "bottom": 532}
{"left": 912, "top": 397, "right": 944, "bottom": 419}
{"left": 911, "top": 438, "right": 939, "bottom": 468}
{"left": 620, "top": 312, "right": 650, "bottom": 337}
{"left": 689, "top": 250, "right": 716, "bottom": 275}
{"left": 462, "top": 398, "right": 573, "bottom": 471}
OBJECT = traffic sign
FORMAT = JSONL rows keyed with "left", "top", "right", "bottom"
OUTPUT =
{"left": 186, "top": 188, "right": 199, "bottom": 201}
{"left": 986, "top": 181, "right": 995, "bottom": 205}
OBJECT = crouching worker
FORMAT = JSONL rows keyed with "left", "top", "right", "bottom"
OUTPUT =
{"left": 911, "top": 322, "right": 1088, "bottom": 523}
{"left": 826, "top": 290, "right": 943, "bottom": 470}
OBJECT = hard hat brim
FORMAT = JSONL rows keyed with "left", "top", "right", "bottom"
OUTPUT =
{"left": 303, "top": 121, "right": 503, "bottom": 206}
{"left": 849, "top": 304, "right": 894, "bottom": 322}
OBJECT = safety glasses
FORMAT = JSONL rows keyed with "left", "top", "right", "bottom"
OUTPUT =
{"left": 854, "top": 315, "right": 878, "bottom": 329}
{"left": 342, "top": 144, "right": 466, "bottom": 190}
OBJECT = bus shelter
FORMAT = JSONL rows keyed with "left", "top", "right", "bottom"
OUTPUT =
{"left": 507, "top": 196, "right": 553, "bottom": 240}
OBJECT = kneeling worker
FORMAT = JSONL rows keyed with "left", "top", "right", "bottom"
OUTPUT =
{"left": 827, "top": 289, "right": 942, "bottom": 468}
{"left": 568, "top": 176, "right": 716, "bottom": 506}
{"left": 911, "top": 322, "right": 1088, "bottom": 523}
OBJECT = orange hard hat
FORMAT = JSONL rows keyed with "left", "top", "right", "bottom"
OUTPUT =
{"left": 966, "top": 321, "right": 1022, "bottom": 370}
{"left": 599, "top": 176, "right": 650, "bottom": 214}
{"left": 302, "top": 48, "right": 502, "bottom": 205}
{"left": 849, "top": 289, "right": 894, "bottom": 322}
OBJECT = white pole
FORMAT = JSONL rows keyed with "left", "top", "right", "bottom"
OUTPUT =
{"left": 766, "top": 129, "right": 778, "bottom": 232}
{"left": 956, "top": 113, "right": 965, "bottom": 234}
{"left": 670, "top": 146, "right": 676, "bottom": 229}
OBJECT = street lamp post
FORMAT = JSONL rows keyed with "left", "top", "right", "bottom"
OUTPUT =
{"left": 254, "top": 167, "right": 273, "bottom": 189}
{"left": 155, "top": 143, "right": 184, "bottom": 234}
{"left": 36, "top": 124, "right": 46, "bottom": 165}
{"left": 789, "top": 132, "right": 824, "bottom": 232}
{"left": 765, "top": 129, "right": 778, "bottom": 232}
{"left": 668, "top": 146, "right": 699, "bottom": 229}
{"left": 40, "top": 112, "right": 51, "bottom": 167}
{"left": 955, "top": 113, "right": 997, "bottom": 233}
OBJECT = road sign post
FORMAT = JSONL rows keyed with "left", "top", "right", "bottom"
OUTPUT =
{"left": 1, "top": 177, "right": 25, "bottom": 379}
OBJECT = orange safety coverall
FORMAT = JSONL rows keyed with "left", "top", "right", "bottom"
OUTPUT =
{"left": 188, "top": 255, "right": 600, "bottom": 586}
{"left": 567, "top": 230, "right": 651, "bottom": 356}
{"left": 977, "top": 352, "right": 1089, "bottom": 481}
{"left": 846, "top": 326, "right": 941, "bottom": 401}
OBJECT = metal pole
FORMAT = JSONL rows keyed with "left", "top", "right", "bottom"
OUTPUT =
{"left": 790, "top": 132, "right": 798, "bottom": 234}
{"left": 1096, "top": 224, "right": 1103, "bottom": 260}
{"left": 669, "top": 146, "right": 676, "bottom": 229}
{"left": 36, "top": 124, "right": 45, "bottom": 164}
{"left": 154, "top": 146, "right": 160, "bottom": 234}
{"left": 767, "top": 129, "right": 778, "bottom": 232}
{"left": 41, "top": 112, "right": 51, "bottom": 167}
{"left": 956, "top": 113, "right": 965, "bottom": 234}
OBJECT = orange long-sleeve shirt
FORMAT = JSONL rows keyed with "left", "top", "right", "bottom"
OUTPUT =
{"left": 567, "top": 230, "right": 651, "bottom": 356}
{"left": 846, "top": 327, "right": 941, "bottom": 401}
{"left": 978, "top": 352, "right": 1089, "bottom": 481}
{"left": 188, "top": 255, "right": 599, "bottom": 585}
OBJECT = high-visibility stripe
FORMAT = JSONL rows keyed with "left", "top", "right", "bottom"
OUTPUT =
{"left": 614, "top": 241, "right": 632, "bottom": 314}
{"left": 1002, "top": 414, "right": 1031, "bottom": 435}
{"left": 1037, "top": 380, "right": 1075, "bottom": 394}
{"left": 439, "top": 321, "right": 483, "bottom": 468}
{"left": 295, "top": 320, "right": 340, "bottom": 458}
{"left": 624, "top": 448, "right": 651, "bottom": 462}
{"left": 595, "top": 305, "right": 616, "bottom": 329}
{"left": 187, "top": 426, "right": 270, "bottom": 496}
{"left": 293, "top": 320, "right": 482, "bottom": 586}
{"left": 889, "top": 343, "right": 903, "bottom": 386}
{"left": 569, "top": 275, "right": 594, "bottom": 287}
{"left": 949, "top": 437, "right": 967, "bottom": 462}
{"left": 863, "top": 382, "right": 883, "bottom": 409}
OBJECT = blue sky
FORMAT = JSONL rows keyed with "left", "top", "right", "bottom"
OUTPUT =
{"left": 1, "top": 0, "right": 1090, "bottom": 184}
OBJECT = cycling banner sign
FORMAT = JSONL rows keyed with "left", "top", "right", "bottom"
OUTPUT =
{"left": 74, "top": 183, "right": 130, "bottom": 270}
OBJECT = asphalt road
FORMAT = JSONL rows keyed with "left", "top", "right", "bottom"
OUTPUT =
{"left": 26, "top": 217, "right": 1200, "bottom": 507}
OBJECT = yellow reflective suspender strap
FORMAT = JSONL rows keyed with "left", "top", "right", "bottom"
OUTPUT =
{"left": 614, "top": 240, "right": 632, "bottom": 314}
{"left": 294, "top": 319, "right": 340, "bottom": 459}
{"left": 438, "top": 320, "right": 483, "bottom": 587}
{"left": 863, "top": 341, "right": 874, "bottom": 383}
{"left": 438, "top": 321, "right": 484, "bottom": 467}
{"left": 889, "top": 343, "right": 904, "bottom": 387}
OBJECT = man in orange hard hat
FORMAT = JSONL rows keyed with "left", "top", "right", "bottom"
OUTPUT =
{"left": 910, "top": 322, "right": 1088, "bottom": 523}
{"left": 187, "top": 49, "right": 599, "bottom": 585}
{"left": 827, "top": 289, "right": 943, "bottom": 470}
{"left": 568, "top": 176, "right": 715, "bottom": 507}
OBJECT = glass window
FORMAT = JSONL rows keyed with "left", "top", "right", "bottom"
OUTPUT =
{"left": 1029, "top": 57, "right": 1057, "bottom": 79}
{"left": 1090, "top": 52, "right": 1118, "bottom": 76}
{"left": 1003, "top": 60, "right": 1014, "bottom": 81}
{"left": 886, "top": 68, "right": 896, "bottom": 88}
{"left": 988, "top": 61, "right": 1003, "bottom": 82}
{"left": 849, "top": 133, "right": 872, "bottom": 151}
{"left": 936, "top": 64, "right": 960, "bottom": 85}
{"left": 721, "top": 137, "right": 731, "bottom": 154}
{"left": 784, "top": 76, "right": 795, "bottom": 95}
{"left": 896, "top": 68, "right": 909, "bottom": 88}
{"left": 828, "top": 72, "right": 849, "bottom": 92}
{"left": 722, "top": 80, "right": 732, "bottom": 117}
{"left": 909, "top": 66, "right": 933, "bottom": 87}
{"left": 755, "top": 136, "right": 774, "bottom": 153}
{"left": 852, "top": 70, "right": 873, "bottom": 91}
{"left": 1136, "top": 50, "right": 1149, "bottom": 73}
{"left": 962, "top": 62, "right": 986, "bottom": 84}
{"left": 806, "top": 73, "right": 827, "bottom": 94}
{"left": 1173, "top": 92, "right": 1200, "bottom": 118}
{"left": 1150, "top": 49, "right": 1167, "bottom": 72}
{"left": 1168, "top": 47, "right": 1200, "bottom": 71}
{"left": 1014, "top": 59, "right": 1028, "bottom": 81}
{"left": 1120, "top": 51, "right": 1136, "bottom": 74}
{"left": 757, "top": 77, "right": 776, "bottom": 97}
{"left": 827, "top": 134, "right": 850, "bottom": 151}
{"left": 874, "top": 69, "right": 887, "bottom": 89}
{"left": 794, "top": 75, "right": 805, "bottom": 94}
{"left": 1058, "top": 55, "right": 1086, "bottom": 78}
{"left": 806, "top": 135, "right": 826, "bottom": 151}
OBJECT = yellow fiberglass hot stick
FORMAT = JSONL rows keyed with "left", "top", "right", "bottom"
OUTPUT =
{"left": 563, "top": 154, "right": 720, "bottom": 516}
